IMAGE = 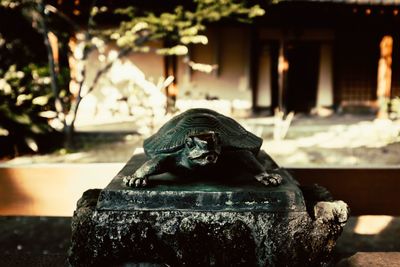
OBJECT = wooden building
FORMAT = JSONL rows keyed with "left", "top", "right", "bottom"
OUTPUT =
{"left": 175, "top": 0, "right": 400, "bottom": 114}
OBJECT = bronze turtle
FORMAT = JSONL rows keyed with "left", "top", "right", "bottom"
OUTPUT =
{"left": 123, "top": 108, "right": 282, "bottom": 187}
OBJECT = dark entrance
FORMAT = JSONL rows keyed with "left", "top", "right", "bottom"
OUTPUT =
{"left": 285, "top": 42, "right": 320, "bottom": 113}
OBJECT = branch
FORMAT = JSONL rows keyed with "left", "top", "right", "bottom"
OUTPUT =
{"left": 44, "top": 4, "right": 81, "bottom": 32}
{"left": 84, "top": 33, "right": 150, "bottom": 96}
{"left": 86, "top": 47, "right": 132, "bottom": 95}
{"left": 36, "top": 1, "right": 65, "bottom": 116}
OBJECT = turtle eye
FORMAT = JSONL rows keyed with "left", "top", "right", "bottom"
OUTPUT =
{"left": 185, "top": 138, "right": 194, "bottom": 148}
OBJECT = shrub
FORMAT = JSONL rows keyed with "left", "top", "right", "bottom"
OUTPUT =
{"left": 0, "top": 64, "right": 60, "bottom": 157}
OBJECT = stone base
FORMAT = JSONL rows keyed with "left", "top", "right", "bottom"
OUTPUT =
{"left": 68, "top": 153, "right": 349, "bottom": 266}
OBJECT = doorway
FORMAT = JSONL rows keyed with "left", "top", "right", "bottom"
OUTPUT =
{"left": 285, "top": 42, "right": 320, "bottom": 113}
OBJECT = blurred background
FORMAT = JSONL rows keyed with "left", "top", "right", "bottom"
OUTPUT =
{"left": 1, "top": 0, "right": 400, "bottom": 265}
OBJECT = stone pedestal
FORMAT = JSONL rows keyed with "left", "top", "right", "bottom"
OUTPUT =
{"left": 68, "top": 152, "right": 349, "bottom": 267}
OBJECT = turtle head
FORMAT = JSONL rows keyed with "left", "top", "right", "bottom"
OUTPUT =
{"left": 184, "top": 131, "right": 221, "bottom": 167}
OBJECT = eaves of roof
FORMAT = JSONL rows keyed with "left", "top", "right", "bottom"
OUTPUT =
{"left": 279, "top": 0, "right": 400, "bottom": 5}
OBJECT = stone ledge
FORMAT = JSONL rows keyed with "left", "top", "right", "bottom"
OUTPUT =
{"left": 337, "top": 252, "right": 400, "bottom": 267}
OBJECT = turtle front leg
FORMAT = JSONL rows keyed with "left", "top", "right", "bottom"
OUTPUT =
{"left": 123, "top": 156, "right": 169, "bottom": 188}
{"left": 230, "top": 150, "right": 283, "bottom": 186}
{"left": 254, "top": 171, "right": 283, "bottom": 187}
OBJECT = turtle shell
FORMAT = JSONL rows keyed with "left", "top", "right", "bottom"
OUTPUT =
{"left": 144, "top": 108, "right": 262, "bottom": 157}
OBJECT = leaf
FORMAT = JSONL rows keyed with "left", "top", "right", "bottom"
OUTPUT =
{"left": 180, "top": 26, "right": 199, "bottom": 36}
{"left": 249, "top": 5, "right": 265, "bottom": 18}
{"left": 39, "top": 110, "right": 58, "bottom": 118}
{"left": 156, "top": 45, "right": 188, "bottom": 56}
{"left": 0, "top": 127, "right": 9, "bottom": 136}
{"left": 16, "top": 94, "right": 32, "bottom": 106}
{"left": 0, "top": 79, "right": 12, "bottom": 95}
{"left": 13, "top": 114, "right": 31, "bottom": 125}
{"left": 132, "top": 22, "right": 149, "bottom": 33}
{"left": 55, "top": 99, "right": 63, "bottom": 113}
{"left": 181, "top": 35, "right": 208, "bottom": 45}
{"left": 188, "top": 61, "right": 217, "bottom": 73}
{"left": 32, "top": 95, "right": 50, "bottom": 106}
{"left": 25, "top": 137, "right": 39, "bottom": 152}
{"left": 30, "top": 124, "right": 44, "bottom": 134}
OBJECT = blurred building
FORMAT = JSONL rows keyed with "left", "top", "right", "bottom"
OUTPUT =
{"left": 53, "top": 0, "right": 400, "bottom": 118}
{"left": 179, "top": 0, "right": 400, "bottom": 115}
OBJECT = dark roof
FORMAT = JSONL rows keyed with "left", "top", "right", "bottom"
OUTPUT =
{"left": 281, "top": 0, "right": 400, "bottom": 5}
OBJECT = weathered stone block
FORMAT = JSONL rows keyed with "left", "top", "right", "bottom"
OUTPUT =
{"left": 68, "top": 153, "right": 348, "bottom": 267}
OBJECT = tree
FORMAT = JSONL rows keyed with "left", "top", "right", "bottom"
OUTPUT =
{"left": 110, "top": 0, "right": 265, "bottom": 53}
{"left": 0, "top": 0, "right": 64, "bottom": 155}
{"left": 1, "top": 0, "right": 266, "bottom": 152}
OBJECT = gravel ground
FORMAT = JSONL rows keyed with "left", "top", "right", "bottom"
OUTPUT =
{"left": 2, "top": 115, "right": 400, "bottom": 167}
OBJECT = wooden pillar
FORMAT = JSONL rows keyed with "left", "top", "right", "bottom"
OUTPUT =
{"left": 277, "top": 40, "right": 289, "bottom": 112}
{"left": 377, "top": 35, "right": 393, "bottom": 118}
{"left": 316, "top": 44, "right": 334, "bottom": 108}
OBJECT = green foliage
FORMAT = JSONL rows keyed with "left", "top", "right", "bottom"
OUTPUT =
{"left": 110, "top": 0, "right": 265, "bottom": 55}
{"left": 0, "top": 0, "right": 22, "bottom": 8}
{"left": 0, "top": 3, "right": 48, "bottom": 70}
{"left": 0, "top": 64, "right": 56, "bottom": 154}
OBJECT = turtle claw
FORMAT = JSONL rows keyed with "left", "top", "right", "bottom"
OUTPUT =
{"left": 134, "top": 177, "right": 148, "bottom": 187}
{"left": 255, "top": 172, "right": 283, "bottom": 186}
{"left": 123, "top": 175, "right": 148, "bottom": 188}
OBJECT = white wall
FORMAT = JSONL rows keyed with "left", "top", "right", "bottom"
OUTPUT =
{"left": 77, "top": 27, "right": 256, "bottom": 124}
{"left": 177, "top": 27, "right": 253, "bottom": 113}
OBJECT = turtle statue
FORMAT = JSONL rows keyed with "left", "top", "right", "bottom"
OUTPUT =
{"left": 123, "top": 108, "right": 283, "bottom": 187}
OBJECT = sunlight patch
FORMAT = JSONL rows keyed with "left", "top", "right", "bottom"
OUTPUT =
{"left": 354, "top": 215, "right": 393, "bottom": 235}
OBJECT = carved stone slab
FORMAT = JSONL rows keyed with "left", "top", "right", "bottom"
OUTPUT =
{"left": 96, "top": 152, "right": 306, "bottom": 212}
